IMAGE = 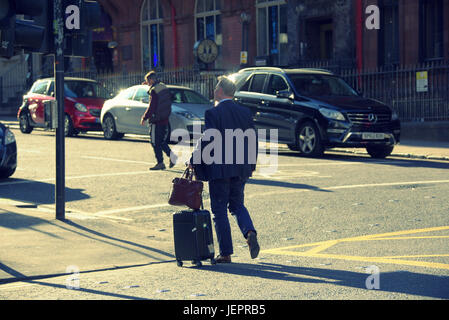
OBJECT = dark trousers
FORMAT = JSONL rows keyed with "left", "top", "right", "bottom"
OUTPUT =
{"left": 150, "top": 123, "right": 171, "bottom": 164}
{"left": 208, "top": 176, "right": 256, "bottom": 256}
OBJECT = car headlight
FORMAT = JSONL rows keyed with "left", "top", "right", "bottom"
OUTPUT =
{"left": 175, "top": 111, "right": 200, "bottom": 120}
{"left": 5, "top": 128, "right": 16, "bottom": 145}
{"left": 75, "top": 103, "right": 88, "bottom": 112}
{"left": 319, "top": 107, "right": 346, "bottom": 121}
{"left": 391, "top": 110, "right": 399, "bottom": 121}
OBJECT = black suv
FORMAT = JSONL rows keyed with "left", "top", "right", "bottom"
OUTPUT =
{"left": 229, "top": 67, "right": 401, "bottom": 158}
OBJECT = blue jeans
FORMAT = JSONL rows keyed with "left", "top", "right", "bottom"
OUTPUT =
{"left": 208, "top": 177, "right": 256, "bottom": 256}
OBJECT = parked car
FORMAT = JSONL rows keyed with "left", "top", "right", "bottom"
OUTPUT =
{"left": 17, "top": 77, "right": 112, "bottom": 137}
{"left": 229, "top": 67, "right": 401, "bottom": 158}
{"left": 100, "top": 84, "right": 213, "bottom": 141}
{"left": 0, "top": 121, "right": 17, "bottom": 179}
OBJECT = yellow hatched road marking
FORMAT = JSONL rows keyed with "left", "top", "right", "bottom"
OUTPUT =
{"left": 262, "top": 226, "right": 449, "bottom": 270}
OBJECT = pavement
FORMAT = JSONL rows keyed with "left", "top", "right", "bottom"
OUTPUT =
{"left": 1, "top": 115, "right": 449, "bottom": 286}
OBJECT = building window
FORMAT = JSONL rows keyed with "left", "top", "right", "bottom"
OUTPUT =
{"left": 420, "top": 0, "right": 444, "bottom": 61}
{"left": 256, "top": 0, "right": 288, "bottom": 66}
{"left": 379, "top": 0, "right": 399, "bottom": 66}
{"left": 195, "top": 0, "right": 222, "bottom": 67}
{"left": 141, "top": 0, "right": 164, "bottom": 70}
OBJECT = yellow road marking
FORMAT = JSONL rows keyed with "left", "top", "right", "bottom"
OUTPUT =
{"left": 262, "top": 226, "right": 449, "bottom": 270}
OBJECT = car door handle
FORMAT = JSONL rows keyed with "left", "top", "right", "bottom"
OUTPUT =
{"left": 261, "top": 100, "right": 270, "bottom": 106}
{"left": 125, "top": 107, "right": 131, "bottom": 111}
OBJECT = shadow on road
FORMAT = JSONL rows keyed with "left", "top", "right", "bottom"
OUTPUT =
{"left": 200, "top": 262, "right": 449, "bottom": 299}
{"left": 61, "top": 220, "right": 175, "bottom": 261}
{"left": 277, "top": 148, "right": 449, "bottom": 170}
{"left": 0, "top": 179, "right": 90, "bottom": 205}
{"left": 247, "top": 179, "right": 332, "bottom": 191}
{"left": 0, "top": 262, "right": 149, "bottom": 299}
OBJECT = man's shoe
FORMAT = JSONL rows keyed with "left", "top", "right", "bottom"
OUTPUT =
{"left": 246, "top": 231, "right": 260, "bottom": 259}
{"left": 149, "top": 163, "right": 166, "bottom": 171}
{"left": 215, "top": 255, "right": 232, "bottom": 263}
{"left": 169, "top": 157, "right": 177, "bottom": 168}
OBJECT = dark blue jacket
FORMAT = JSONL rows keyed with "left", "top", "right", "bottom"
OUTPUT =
{"left": 191, "top": 99, "right": 258, "bottom": 181}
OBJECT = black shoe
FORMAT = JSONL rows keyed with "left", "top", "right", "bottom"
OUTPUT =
{"left": 150, "top": 163, "right": 166, "bottom": 171}
{"left": 246, "top": 231, "right": 260, "bottom": 259}
{"left": 215, "top": 255, "right": 232, "bottom": 263}
{"left": 169, "top": 159, "right": 176, "bottom": 168}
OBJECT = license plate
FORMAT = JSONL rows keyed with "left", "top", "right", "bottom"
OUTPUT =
{"left": 362, "top": 132, "right": 385, "bottom": 140}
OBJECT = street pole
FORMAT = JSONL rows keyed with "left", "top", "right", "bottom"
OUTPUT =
{"left": 54, "top": 0, "right": 65, "bottom": 220}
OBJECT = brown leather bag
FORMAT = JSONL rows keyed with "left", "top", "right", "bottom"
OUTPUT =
{"left": 168, "top": 168, "right": 203, "bottom": 210}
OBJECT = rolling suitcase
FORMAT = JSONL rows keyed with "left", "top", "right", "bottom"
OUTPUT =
{"left": 173, "top": 209, "right": 216, "bottom": 267}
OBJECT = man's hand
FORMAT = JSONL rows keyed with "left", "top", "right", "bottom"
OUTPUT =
{"left": 140, "top": 117, "right": 146, "bottom": 126}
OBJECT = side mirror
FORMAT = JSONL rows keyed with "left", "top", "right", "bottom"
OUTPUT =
{"left": 276, "top": 90, "right": 293, "bottom": 99}
{"left": 141, "top": 97, "right": 149, "bottom": 104}
{"left": 50, "top": 92, "right": 55, "bottom": 97}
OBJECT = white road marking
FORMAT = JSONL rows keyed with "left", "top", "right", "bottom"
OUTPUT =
{"left": 246, "top": 179, "right": 449, "bottom": 199}
{"left": 2, "top": 179, "right": 448, "bottom": 221}
{"left": 81, "top": 156, "right": 154, "bottom": 165}
{"left": 0, "top": 170, "right": 164, "bottom": 187}
{"left": 92, "top": 178, "right": 449, "bottom": 216}
{"left": 94, "top": 203, "right": 173, "bottom": 216}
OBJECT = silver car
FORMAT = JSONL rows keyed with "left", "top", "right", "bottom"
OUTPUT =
{"left": 100, "top": 85, "right": 213, "bottom": 141}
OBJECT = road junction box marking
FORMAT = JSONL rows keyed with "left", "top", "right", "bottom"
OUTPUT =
{"left": 262, "top": 226, "right": 449, "bottom": 270}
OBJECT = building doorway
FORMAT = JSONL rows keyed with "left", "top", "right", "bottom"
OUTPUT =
{"left": 305, "top": 18, "right": 333, "bottom": 60}
{"left": 93, "top": 42, "right": 114, "bottom": 74}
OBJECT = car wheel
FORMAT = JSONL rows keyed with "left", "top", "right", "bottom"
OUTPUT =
{"left": 19, "top": 112, "right": 33, "bottom": 134}
{"left": 0, "top": 167, "right": 16, "bottom": 179}
{"left": 64, "top": 114, "right": 75, "bottom": 137}
{"left": 366, "top": 145, "right": 394, "bottom": 159}
{"left": 297, "top": 121, "right": 324, "bottom": 157}
{"left": 102, "top": 114, "right": 121, "bottom": 140}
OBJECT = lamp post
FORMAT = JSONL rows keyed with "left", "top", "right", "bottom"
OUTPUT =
{"left": 240, "top": 12, "right": 251, "bottom": 67}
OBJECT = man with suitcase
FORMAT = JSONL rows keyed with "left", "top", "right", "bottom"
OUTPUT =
{"left": 189, "top": 76, "right": 259, "bottom": 263}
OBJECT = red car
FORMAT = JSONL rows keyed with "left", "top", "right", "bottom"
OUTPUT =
{"left": 17, "top": 77, "right": 112, "bottom": 137}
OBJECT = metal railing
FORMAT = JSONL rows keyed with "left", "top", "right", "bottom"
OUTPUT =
{"left": 3, "top": 60, "right": 449, "bottom": 121}
{"left": 67, "top": 69, "right": 225, "bottom": 100}
{"left": 339, "top": 61, "right": 449, "bottom": 122}
{"left": 0, "top": 55, "right": 28, "bottom": 108}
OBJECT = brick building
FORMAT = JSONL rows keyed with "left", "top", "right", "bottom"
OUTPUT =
{"left": 94, "top": 0, "right": 449, "bottom": 73}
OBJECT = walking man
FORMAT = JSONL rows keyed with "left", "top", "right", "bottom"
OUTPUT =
{"left": 141, "top": 71, "right": 176, "bottom": 170}
{"left": 189, "top": 76, "right": 259, "bottom": 263}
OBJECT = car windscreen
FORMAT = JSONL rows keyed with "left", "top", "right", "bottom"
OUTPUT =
{"left": 64, "top": 81, "right": 111, "bottom": 99}
{"left": 289, "top": 74, "right": 358, "bottom": 97}
{"left": 170, "top": 89, "right": 210, "bottom": 104}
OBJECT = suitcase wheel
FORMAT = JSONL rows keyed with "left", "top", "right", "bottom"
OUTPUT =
{"left": 192, "top": 260, "right": 202, "bottom": 267}
{"left": 176, "top": 260, "right": 183, "bottom": 267}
